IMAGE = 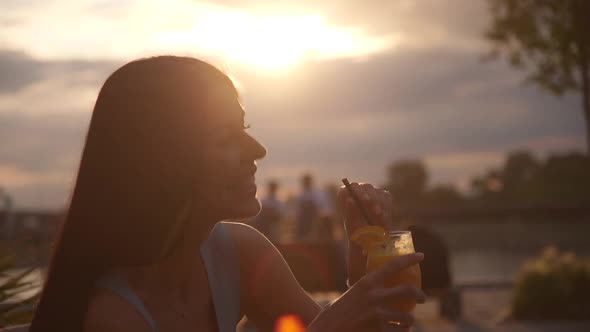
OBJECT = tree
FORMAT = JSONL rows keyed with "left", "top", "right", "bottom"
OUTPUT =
{"left": 501, "top": 150, "right": 539, "bottom": 197}
{"left": 485, "top": 0, "right": 590, "bottom": 153}
{"left": 384, "top": 160, "right": 428, "bottom": 208}
{"left": 425, "top": 185, "right": 464, "bottom": 208}
{"left": 535, "top": 152, "right": 590, "bottom": 204}
{"left": 470, "top": 169, "right": 504, "bottom": 203}
{"left": 470, "top": 150, "right": 590, "bottom": 205}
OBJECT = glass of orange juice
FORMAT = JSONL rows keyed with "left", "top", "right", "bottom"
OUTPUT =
{"left": 365, "top": 231, "right": 422, "bottom": 313}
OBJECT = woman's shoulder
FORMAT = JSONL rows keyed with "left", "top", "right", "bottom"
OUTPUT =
{"left": 84, "top": 287, "right": 151, "bottom": 332}
{"left": 220, "top": 221, "right": 262, "bottom": 236}
{"left": 220, "top": 222, "right": 280, "bottom": 270}
{"left": 220, "top": 222, "right": 272, "bottom": 252}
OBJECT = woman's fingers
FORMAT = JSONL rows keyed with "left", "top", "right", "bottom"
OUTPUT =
{"left": 379, "top": 189, "right": 393, "bottom": 230}
{"left": 340, "top": 182, "right": 387, "bottom": 227}
{"left": 380, "top": 322, "right": 412, "bottom": 332}
{"left": 339, "top": 182, "right": 369, "bottom": 230}
{"left": 360, "top": 183, "right": 385, "bottom": 226}
{"left": 373, "top": 307, "right": 415, "bottom": 326}
{"left": 359, "top": 307, "right": 415, "bottom": 329}
{"left": 369, "top": 285, "right": 426, "bottom": 305}
{"left": 363, "top": 253, "right": 424, "bottom": 286}
{"left": 350, "top": 182, "right": 375, "bottom": 221}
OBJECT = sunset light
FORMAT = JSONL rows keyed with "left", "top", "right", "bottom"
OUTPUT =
{"left": 157, "top": 11, "right": 392, "bottom": 69}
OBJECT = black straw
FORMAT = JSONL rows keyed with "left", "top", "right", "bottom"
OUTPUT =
{"left": 341, "top": 178, "right": 375, "bottom": 226}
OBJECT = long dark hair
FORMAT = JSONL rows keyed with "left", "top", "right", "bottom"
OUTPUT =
{"left": 29, "top": 56, "right": 237, "bottom": 331}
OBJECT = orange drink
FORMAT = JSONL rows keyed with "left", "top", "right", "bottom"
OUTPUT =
{"left": 352, "top": 228, "right": 422, "bottom": 313}
{"left": 365, "top": 231, "right": 422, "bottom": 312}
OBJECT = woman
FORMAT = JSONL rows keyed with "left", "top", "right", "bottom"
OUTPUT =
{"left": 28, "top": 56, "right": 425, "bottom": 332}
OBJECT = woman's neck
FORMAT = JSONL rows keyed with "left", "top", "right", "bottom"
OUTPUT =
{"left": 118, "top": 218, "right": 217, "bottom": 301}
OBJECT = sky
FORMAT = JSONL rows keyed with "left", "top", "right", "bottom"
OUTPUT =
{"left": 0, "top": 0, "right": 586, "bottom": 209}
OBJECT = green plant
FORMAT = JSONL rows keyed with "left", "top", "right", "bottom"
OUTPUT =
{"left": 0, "top": 250, "right": 40, "bottom": 327}
{"left": 512, "top": 246, "right": 590, "bottom": 320}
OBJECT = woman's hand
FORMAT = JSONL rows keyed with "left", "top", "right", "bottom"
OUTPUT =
{"left": 338, "top": 182, "right": 393, "bottom": 286}
{"left": 338, "top": 182, "right": 393, "bottom": 234}
{"left": 307, "top": 253, "right": 425, "bottom": 332}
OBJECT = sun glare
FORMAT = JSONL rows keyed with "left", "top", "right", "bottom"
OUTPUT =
{"left": 157, "top": 10, "right": 391, "bottom": 70}
{"left": 275, "top": 315, "right": 305, "bottom": 332}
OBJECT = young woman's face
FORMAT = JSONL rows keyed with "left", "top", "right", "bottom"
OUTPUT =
{"left": 194, "top": 87, "right": 267, "bottom": 221}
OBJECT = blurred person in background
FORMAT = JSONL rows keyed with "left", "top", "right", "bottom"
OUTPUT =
{"left": 27, "top": 56, "right": 424, "bottom": 332}
{"left": 295, "top": 173, "right": 334, "bottom": 241}
{"left": 251, "top": 179, "right": 285, "bottom": 242}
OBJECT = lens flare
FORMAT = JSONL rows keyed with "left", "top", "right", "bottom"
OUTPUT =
{"left": 275, "top": 314, "right": 305, "bottom": 332}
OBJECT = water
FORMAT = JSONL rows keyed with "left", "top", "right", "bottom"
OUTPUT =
{"left": 428, "top": 220, "right": 590, "bottom": 284}
{"left": 451, "top": 250, "right": 536, "bottom": 284}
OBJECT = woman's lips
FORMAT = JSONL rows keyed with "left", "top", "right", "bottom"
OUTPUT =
{"left": 241, "top": 182, "right": 257, "bottom": 195}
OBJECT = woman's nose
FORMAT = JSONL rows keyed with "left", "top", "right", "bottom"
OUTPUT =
{"left": 244, "top": 134, "right": 267, "bottom": 160}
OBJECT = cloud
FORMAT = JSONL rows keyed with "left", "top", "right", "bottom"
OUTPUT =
{"left": 0, "top": 17, "right": 24, "bottom": 27}
{"left": 1, "top": 0, "right": 487, "bottom": 64}
{"left": 0, "top": 111, "right": 89, "bottom": 209}
{"left": 239, "top": 46, "right": 583, "bottom": 147}
{"left": 237, "top": 46, "right": 585, "bottom": 189}
{"left": 0, "top": 49, "right": 117, "bottom": 95}
{"left": 0, "top": 49, "right": 116, "bottom": 209}
{"left": 252, "top": 47, "right": 505, "bottom": 116}
{"left": 0, "top": 50, "right": 120, "bottom": 116}
{"left": 209, "top": 0, "right": 489, "bottom": 46}
{"left": 0, "top": 111, "right": 89, "bottom": 173}
{"left": 84, "top": 0, "right": 136, "bottom": 18}
{"left": 0, "top": 50, "right": 45, "bottom": 93}
{"left": 0, "top": 44, "right": 585, "bottom": 208}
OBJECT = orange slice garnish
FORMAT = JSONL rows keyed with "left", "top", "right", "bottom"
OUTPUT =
{"left": 350, "top": 225, "right": 386, "bottom": 250}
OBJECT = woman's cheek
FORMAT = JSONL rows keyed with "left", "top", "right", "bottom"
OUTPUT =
{"left": 212, "top": 147, "right": 241, "bottom": 211}
{"left": 226, "top": 146, "right": 241, "bottom": 169}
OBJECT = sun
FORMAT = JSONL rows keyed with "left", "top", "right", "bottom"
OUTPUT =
{"left": 156, "top": 10, "right": 391, "bottom": 70}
